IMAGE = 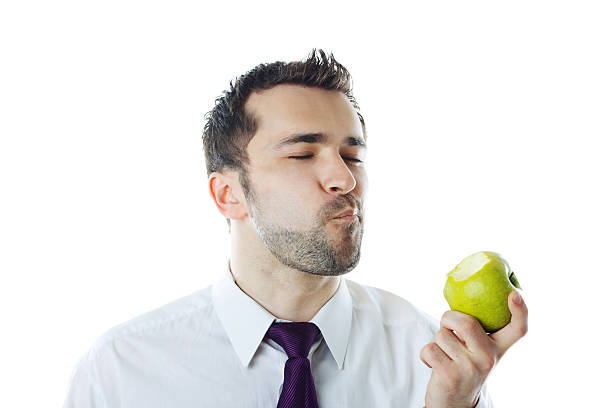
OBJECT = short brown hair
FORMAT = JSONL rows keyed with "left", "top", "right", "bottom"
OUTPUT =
{"left": 202, "top": 48, "right": 367, "bottom": 232}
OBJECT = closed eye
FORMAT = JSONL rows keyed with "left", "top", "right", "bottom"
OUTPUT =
{"left": 289, "top": 155, "right": 362, "bottom": 163}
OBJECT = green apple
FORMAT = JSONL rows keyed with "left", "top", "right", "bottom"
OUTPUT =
{"left": 443, "top": 251, "right": 522, "bottom": 333}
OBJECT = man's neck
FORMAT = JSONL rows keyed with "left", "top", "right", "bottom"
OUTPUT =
{"left": 228, "top": 257, "right": 340, "bottom": 322}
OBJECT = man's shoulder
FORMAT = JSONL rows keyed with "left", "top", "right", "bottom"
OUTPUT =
{"left": 89, "top": 285, "right": 215, "bottom": 355}
{"left": 64, "top": 285, "right": 217, "bottom": 402}
{"left": 345, "top": 278, "right": 440, "bottom": 334}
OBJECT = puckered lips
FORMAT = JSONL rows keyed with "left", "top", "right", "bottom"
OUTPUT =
{"left": 333, "top": 208, "right": 358, "bottom": 220}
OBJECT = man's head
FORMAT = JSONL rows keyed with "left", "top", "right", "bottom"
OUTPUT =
{"left": 202, "top": 49, "right": 368, "bottom": 277}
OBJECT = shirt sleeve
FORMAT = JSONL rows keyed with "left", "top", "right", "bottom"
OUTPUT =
{"left": 62, "top": 351, "right": 106, "bottom": 408}
{"left": 474, "top": 382, "right": 494, "bottom": 408}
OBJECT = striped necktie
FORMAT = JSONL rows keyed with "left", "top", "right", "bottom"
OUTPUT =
{"left": 266, "top": 321, "right": 321, "bottom": 408}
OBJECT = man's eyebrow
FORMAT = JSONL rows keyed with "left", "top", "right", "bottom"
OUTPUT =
{"left": 271, "top": 132, "right": 367, "bottom": 151}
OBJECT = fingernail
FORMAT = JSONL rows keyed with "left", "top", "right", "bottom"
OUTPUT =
{"left": 513, "top": 291, "right": 523, "bottom": 306}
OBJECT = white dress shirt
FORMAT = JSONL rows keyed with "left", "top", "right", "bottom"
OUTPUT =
{"left": 63, "top": 260, "right": 493, "bottom": 407}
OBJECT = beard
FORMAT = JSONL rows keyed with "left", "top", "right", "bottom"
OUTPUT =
{"left": 241, "top": 172, "right": 364, "bottom": 277}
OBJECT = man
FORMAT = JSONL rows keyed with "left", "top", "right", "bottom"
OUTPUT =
{"left": 63, "top": 49, "right": 527, "bottom": 407}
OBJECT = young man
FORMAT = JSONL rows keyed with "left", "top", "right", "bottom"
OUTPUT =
{"left": 63, "top": 49, "right": 527, "bottom": 407}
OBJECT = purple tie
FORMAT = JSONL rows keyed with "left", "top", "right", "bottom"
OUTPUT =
{"left": 266, "top": 321, "right": 321, "bottom": 408}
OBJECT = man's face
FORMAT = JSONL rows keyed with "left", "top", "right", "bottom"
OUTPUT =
{"left": 241, "top": 84, "right": 368, "bottom": 277}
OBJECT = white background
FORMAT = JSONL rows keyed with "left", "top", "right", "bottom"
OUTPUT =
{"left": 1, "top": 0, "right": 610, "bottom": 406}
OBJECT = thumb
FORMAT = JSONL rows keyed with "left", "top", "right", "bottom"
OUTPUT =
{"left": 489, "top": 290, "right": 528, "bottom": 354}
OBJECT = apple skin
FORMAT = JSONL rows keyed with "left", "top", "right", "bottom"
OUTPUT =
{"left": 443, "top": 251, "right": 521, "bottom": 333}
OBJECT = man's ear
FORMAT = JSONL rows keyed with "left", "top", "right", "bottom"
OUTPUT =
{"left": 208, "top": 172, "right": 249, "bottom": 220}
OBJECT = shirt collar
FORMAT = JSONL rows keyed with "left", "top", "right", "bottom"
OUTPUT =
{"left": 212, "top": 259, "right": 352, "bottom": 370}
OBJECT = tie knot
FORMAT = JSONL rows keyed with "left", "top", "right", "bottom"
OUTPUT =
{"left": 266, "top": 322, "right": 321, "bottom": 358}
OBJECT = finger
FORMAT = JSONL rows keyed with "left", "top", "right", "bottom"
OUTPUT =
{"left": 490, "top": 290, "right": 528, "bottom": 354}
{"left": 434, "top": 328, "right": 468, "bottom": 361}
{"left": 440, "top": 310, "right": 491, "bottom": 354}
{"left": 420, "top": 342, "right": 453, "bottom": 371}
{"left": 452, "top": 329, "right": 466, "bottom": 344}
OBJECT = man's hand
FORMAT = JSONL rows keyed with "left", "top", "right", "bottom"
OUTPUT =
{"left": 419, "top": 290, "right": 528, "bottom": 408}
